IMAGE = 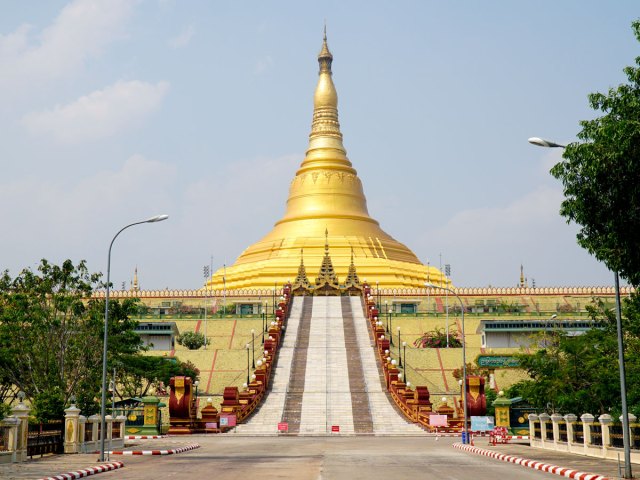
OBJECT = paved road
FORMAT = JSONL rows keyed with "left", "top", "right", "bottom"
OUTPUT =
{"left": 0, "top": 435, "right": 631, "bottom": 480}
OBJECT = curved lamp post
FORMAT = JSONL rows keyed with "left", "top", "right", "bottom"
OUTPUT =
{"left": 426, "top": 281, "right": 467, "bottom": 444}
{"left": 99, "top": 214, "right": 168, "bottom": 462}
{"left": 530, "top": 136, "right": 631, "bottom": 478}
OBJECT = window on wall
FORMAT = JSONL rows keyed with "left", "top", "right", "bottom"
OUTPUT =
{"left": 400, "top": 303, "right": 417, "bottom": 314}
{"left": 239, "top": 304, "right": 254, "bottom": 315}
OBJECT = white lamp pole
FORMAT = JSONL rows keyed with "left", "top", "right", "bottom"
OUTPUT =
{"left": 426, "top": 282, "right": 467, "bottom": 443}
{"left": 99, "top": 214, "right": 168, "bottom": 462}
{"left": 530, "top": 137, "right": 631, "bottom": 478}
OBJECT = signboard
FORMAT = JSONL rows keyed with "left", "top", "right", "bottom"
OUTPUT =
{"left": 205, "top": 422, "right": 217, "bottom": 429}
{"left": 331, "top": 425, "right": 340, "bottom": 432}
{"left": 278, "top": 422, "right": 288, "bottom": 432}
{"left": 219, "top": 414, "right": 237, "bottom": 427}
{"left": 471, "top": 416, "right": 495, "bottom": 432}
{"left": 428, "top": 415, "right": 448, "bottom": 427}
{"left": 476, "top": 355, "right": 520, "bottom": 368}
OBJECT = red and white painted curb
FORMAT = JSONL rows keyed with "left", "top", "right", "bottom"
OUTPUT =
{"left": 453, "top": 443, "right": 610, "bottom": 480}
{"left": 108, "top": 443, "right": 200, "bottom": 456}
{"left": 38, "top": 461, "right": 124, "bottom": 480}
{"left": 125, "top": 435, "right": 167, "bottom": 439}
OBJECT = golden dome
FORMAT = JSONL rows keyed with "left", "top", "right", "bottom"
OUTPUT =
{"left": 206, "top": 33, "right": 445, "bottom": 291}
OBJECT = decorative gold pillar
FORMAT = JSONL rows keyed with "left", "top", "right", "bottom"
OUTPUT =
{"left": 492, "top": 392, "right": 511, "bottom": 429}
{"left": 139, "top": 396, "right": 160, "bottom": 435}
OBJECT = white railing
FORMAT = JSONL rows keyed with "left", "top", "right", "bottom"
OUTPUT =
{"left": 529, "top": 412, "right": 640, "bottom": 464}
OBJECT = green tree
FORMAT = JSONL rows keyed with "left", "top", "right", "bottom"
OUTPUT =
{"left": 113, "top": 356, "right": 199, "bottom": 399}
{"left": 0, "top": 259, "right": 143, "bottom": 420}
{"left": 508, "top": 295, "right": 640, "bottom": 415}
{"left": 550, "top": 20, "right": 640, "bottom": 287}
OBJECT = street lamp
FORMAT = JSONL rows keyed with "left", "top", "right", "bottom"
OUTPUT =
{"left": 245, "top": 343, "right": 251, "bottom": 386}
{"left": 426, "top": 281, "right": 468, "bottom": 444}
{"left": 397, "top": 327, "right": 402, "bottom": 367}
{"left": 99, "top": 214, "right": 168, "bottom": 462}
{"left": 251, "top": 329, "right": 256, "bottom": 368}
{"left": 402, "top": 341, "right": 408, "bottom": 383}
{"left": 194, "top": 380, "right": 199, "bottom": 398}
{"left": 384, "top": 301, "right": 389, "bottom": 332}
{"left": 530, "top": 137, "right": 631, "bottom": 478}
{"left": 389, "top": 306, "right": 394, "bottom": 346}
{"left": 262, "top": 302, "right": 267, "bottom": 344}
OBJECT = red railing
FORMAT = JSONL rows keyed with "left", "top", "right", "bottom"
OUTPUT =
{"left": 362, "top": 282, "right": 463, "bottom": 432}
{"left": 218, "top": 283, "right": 293, "bottom": 426}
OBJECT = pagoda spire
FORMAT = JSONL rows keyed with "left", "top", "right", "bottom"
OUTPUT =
{"left": 296, "top": 30, "right": 353, "bottom": 175}
{"left": 344, "top": 248, "right": 361, "bottom": 290}
{"left": 131, "top": 266, "right": 140, "bottom": 291}
{"left": 315, "top": 230, "right": 340, "bottom": 294}
{"left": 292, "top": 249, "right": 312, "bottom": 292}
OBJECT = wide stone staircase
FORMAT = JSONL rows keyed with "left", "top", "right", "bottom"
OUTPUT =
{"left": 235, "top": 295, "right": 425, "bottom": 435}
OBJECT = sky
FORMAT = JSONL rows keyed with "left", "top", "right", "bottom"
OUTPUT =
{"left": 1, "top": 0, "right": 637, "bottom": 290}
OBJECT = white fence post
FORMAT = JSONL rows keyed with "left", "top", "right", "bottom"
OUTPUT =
{"left": 64, "top": 403, "right": 81, "bottom": 454}
{"left": 11, "top": 399, "right": 30, "bottom": 462}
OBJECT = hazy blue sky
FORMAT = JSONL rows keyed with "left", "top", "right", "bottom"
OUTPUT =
{"left": 1, "top": 0, "right": 637, "bottom": 290}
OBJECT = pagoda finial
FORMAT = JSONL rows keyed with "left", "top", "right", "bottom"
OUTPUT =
{"left": 318, "top": 25, "right": 333, "bottom": 73}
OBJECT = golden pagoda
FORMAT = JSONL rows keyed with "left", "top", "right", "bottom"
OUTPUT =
{"left": 206, "top": 32, "right": 445, "bottom": 291}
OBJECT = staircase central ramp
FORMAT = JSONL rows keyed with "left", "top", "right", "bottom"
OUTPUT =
{"left": 298, "top": 296, "right": 354, "bottom": 434}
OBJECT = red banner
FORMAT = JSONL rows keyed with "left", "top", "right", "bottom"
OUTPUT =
{"left": 278, "top": 422, "right": 288, "bottom": 432}
{"left": 331, "top": 425, "right": 340, "bottom": 432}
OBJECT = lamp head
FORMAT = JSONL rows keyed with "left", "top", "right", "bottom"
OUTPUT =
{"left": 528, "top": 137, "right": 566, "bottom": 148}
{"left": 146, "top": 214, "right": 169, "bottom": 223}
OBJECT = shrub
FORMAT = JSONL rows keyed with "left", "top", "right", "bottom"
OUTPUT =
{"left": 176, "top": 331, "right": 208, "bottom": 350}
{"left": 413, "top": 328, "right": 462, "bottom": 348}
